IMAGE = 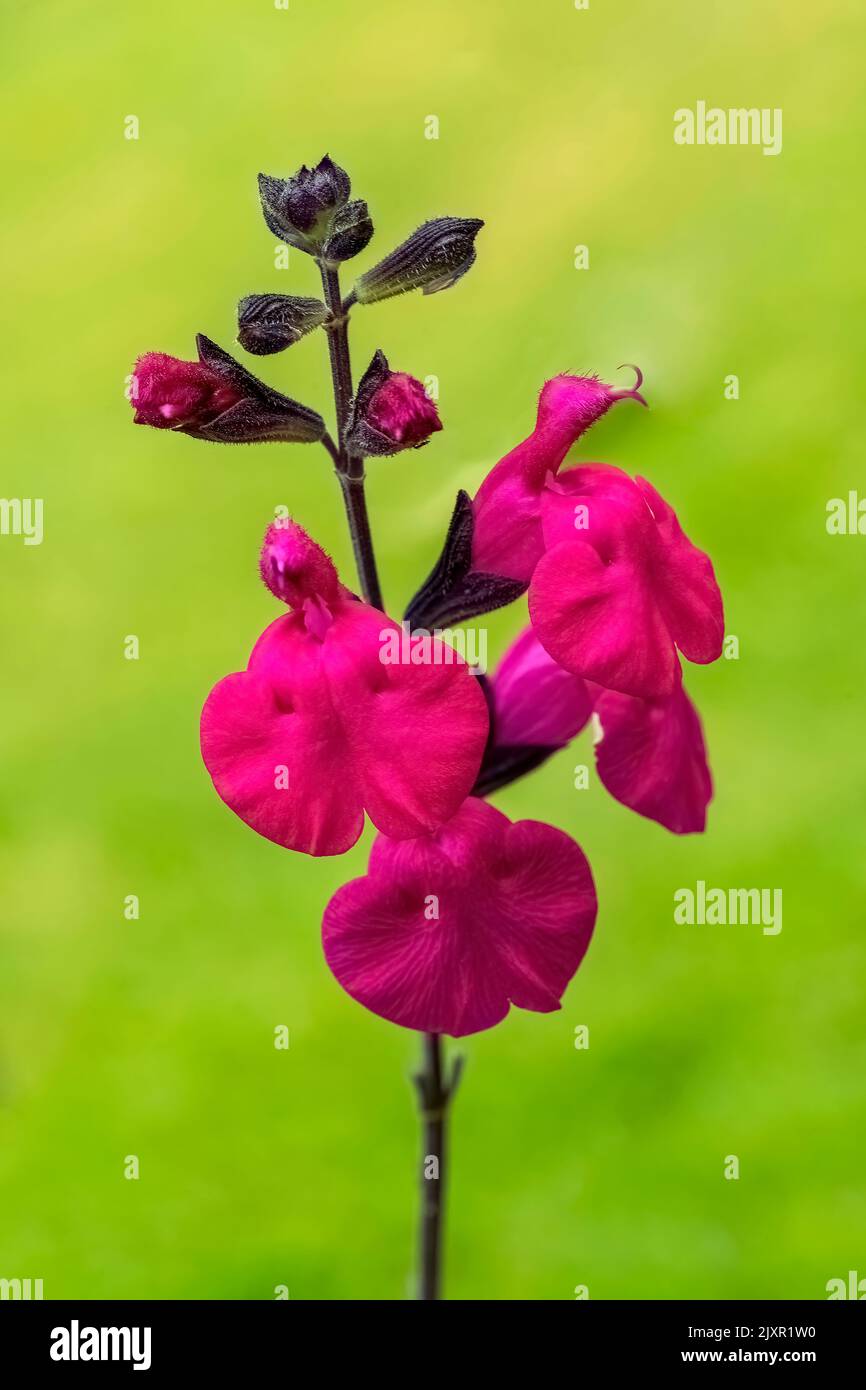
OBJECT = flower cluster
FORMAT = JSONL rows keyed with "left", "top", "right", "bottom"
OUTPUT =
{"left": 129, "top": 155, "right": 724, "bottom": 1041}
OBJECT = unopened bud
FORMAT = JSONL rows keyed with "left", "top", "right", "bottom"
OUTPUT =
{"left": 258, "top": 155, "right": 353, "bottom": 253}
{"left": 129, "top": 336, "right": 326, "bottom": 444}
{"left": 260, "top": 520, "right": 340, "bottom": 609}
{"left": 237, "top": 294, "right": 329, "bottom": 355}
{"left": 353, "top": 216, "right": 483, "bottom": 305}
{"left": 320, "top": 199, "right": 374, "bottom": 264}
{"left": 345, "top": 350, "right": 442, "bottom": 457}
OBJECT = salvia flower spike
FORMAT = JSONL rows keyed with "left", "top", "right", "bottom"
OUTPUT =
{"left": 128, "top": 148, "right": 725, "bottom": 1301}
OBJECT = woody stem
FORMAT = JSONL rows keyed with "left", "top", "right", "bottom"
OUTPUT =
{"left": 319, "top": 260, "right": 457, "bottom": 1302}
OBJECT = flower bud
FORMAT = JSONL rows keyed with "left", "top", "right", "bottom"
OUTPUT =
{"left": 352, "top": 216, "right": 483, "bottom": 305}
{"left": 344, "top": 350, "right": 442, "bottom": 457}
{"left": 320, "top": 200, "right": 374, "bottom": 264}
{"left": 237, "top": 294, "right": 329, "bottom": 356}
{"left": 257, "top": 155, "right": 352, "bottom": 253}
{"left": 129, "top": 353, "right": 243, "bottom": 431}
{"left": 129, "top": 336, "right": 325, "bottom": 444}
{"left": 259, "top": 519, "right": 340, "bottom": 609}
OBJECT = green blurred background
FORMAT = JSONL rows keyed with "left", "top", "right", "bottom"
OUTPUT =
{"left": 1, "top": 0, "right": 864, "bottom": 1300}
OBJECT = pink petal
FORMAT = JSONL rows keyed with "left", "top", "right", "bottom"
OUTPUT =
{"left": 471, "top": 461, "right": 549, "bottom": 583}
{"left": 201, "top": 602, "right": 488, "bottom": 856}
{"left": 635, "top": 478, "right": 724, "bottom": 664}
{"left": 323, "top": 603, "right": 489, "bottom": 839}
{"left": 322, "top": 798, "right": 597, "bottom": 1037}
{"left": 200, "top": 658, "right": 366, "bottom": 858}
{"left": 540, "top": 463, "right": 652, "bottom": 554}
{"left": 594, "top": 679, "right": 712, "bottom": 833}
{"left": 529, "top": 538, "right": 679, "bottom": 698}
{"left": 492, "top": 626, "right": 592, "bottom": 748}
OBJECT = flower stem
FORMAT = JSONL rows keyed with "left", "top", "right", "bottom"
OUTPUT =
{"left": 336, "top": 472, "right": 384, "bottom": 611}
{"left": 320, "top": 265, "right": 354, "bottom": 443}
{"left": 318, "top": 260, "right": 459, "bottom": 1300}
{"left": 319, "top": 262, "right": 384, "bottom": 609}
{"left": 414, "top": 1038, "right": 465, "bottom": 1300}
{"left": 418, "top": 1034, "right": 445, "bottom": 1300}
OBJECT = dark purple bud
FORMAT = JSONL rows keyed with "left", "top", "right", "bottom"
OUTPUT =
{"left": 237, "top": 294, "right": 329, "bottom": 355}
{"left": 353, "top": 217, "right": 483, "bottom": 304}
{"left": 320, "top": 200, "right": 374, "bottom": 264}
{"left": 257, "top": 156, "right": 353, "bottom": 253}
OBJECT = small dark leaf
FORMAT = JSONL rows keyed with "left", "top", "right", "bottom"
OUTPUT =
{"left": 405, "top": 490, "right": 527, "bottom": 627}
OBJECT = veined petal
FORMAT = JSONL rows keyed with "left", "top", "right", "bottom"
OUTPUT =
{"left": 636, "top": 477, "right": 724, "bottom": 664}
{"left": 202, "top": 593, "right": 489, "bottom": 856}
{"left": 324, "top": 603, "right": 489, "bottom": 839}
{"left": 529, "top": 539, "right": 679, "bottom": 698}
{"left": 594, "top": 679, "right": 712, "bottom": 833}
{"left": 323, "top": 798, "right": 597, "bottom": 1036}
{"left": 492, "top": 626, "right": 592, "bottom": 748}
{"left": 200, "top": 653, "right": 366, "bottom": 857}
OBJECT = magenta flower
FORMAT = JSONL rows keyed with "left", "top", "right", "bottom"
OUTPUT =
{"left": 470, "top": 372, "right": 646, "bottom": 582}
{"left": 322, "top": 797, "right": 597, "bottom": 1036}
{"left": 404, "top": 371, "right": 649, "bottom": 633}
{"left": 200, "top": 521, "right": 488, "bottom": 856}
{"left": 479, "top": 626, "right": 712, "bottom": 833}
{"left": 529, "top": 466, "right": 724, "bottom": 698}
{"left": 409, "top": 371, "right": 721, "bottom": 704}
{"left": 129, "top": 335, "right": 325, "bottom": 444}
